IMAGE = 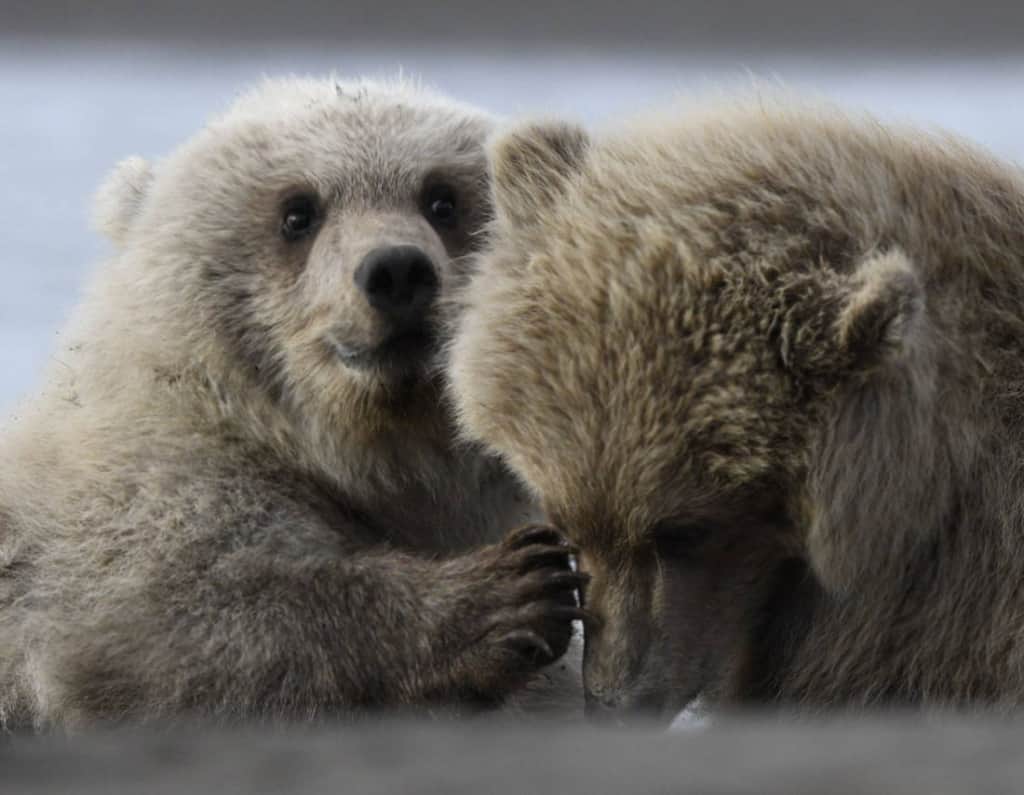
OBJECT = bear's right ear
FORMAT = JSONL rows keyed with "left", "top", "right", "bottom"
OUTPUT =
{"left": 92, "top": 156, "right": 154, "bottom": 247}
{"left": 489, "top": 121, "right": 589, "bottom": 232}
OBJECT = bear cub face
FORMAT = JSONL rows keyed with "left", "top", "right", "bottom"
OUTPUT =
{"left": 450, "top": 117, "right": 925, "bottom": 723}
{"left": 95, "top": 78, "right": 494, "bottom": 418}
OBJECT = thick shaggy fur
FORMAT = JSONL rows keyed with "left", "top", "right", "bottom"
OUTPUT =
{"left": 0, "top": 77, "right": 584, "bottom": 729}
{"left": 449, "top": 99, "right": 1024, "bottom": 721}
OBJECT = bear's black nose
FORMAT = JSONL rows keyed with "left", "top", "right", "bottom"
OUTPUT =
{"left": 355, "top": 245, "right": 439, "bottom": 323}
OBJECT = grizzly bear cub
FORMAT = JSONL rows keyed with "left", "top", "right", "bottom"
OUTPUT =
{"left": 449, "top": 102, "right": 1024, "bottom": 722}
{"left": 0, "top": 77, "right": 585, "bottom": 729}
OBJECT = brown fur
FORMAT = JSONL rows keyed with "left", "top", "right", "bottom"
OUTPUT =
{"left": 449, "top": 98, "right": 1024, "bottom": 722}
{"left": 0, "top": 77, "right": 585, "bottom": 730}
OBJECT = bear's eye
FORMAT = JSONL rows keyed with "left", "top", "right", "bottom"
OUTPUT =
{"left": 423, "top": 184, "right": 458, "bottom": 229}
{"left": 280, "top": 195, "right": 320, "bottom": 242}
{"left": 651, "top": 521, "right": 712, "bottom": 561}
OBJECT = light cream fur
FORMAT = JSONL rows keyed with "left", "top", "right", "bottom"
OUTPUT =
{"left": 0, "top": 76, "right": 585, "bottom": 728}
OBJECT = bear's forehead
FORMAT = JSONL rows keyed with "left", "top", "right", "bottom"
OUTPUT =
{"left": 168, "top": 77, "right": 491, "bottom": 182}
{"left": 212, "top": 77, "right": 490, "bottom": 155}
{"left": 211, "top": 105, "right": 482, "bottom": 160}
{"left": 168, "top": 90, "right": 491, "bottom": 205}
{"left": 221, "top": 76, "right": 489, "bottom": 128}
{"left": 475, "top": 251, "right": 792, "bottom": 539}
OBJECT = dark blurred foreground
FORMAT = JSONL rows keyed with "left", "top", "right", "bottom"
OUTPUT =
{"left": 4, "top": 717, "right": 1024, "bottom": 794}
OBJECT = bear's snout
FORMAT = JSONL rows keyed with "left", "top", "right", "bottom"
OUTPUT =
{"left": 354, "top": 245, "right": 439, "bottom": 326}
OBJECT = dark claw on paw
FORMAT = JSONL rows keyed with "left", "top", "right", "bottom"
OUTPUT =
{"left": 514, "top": 544, "right": 577, "bottom": 573}
{"left": 502, "top": 629, "right": 555, "bottom": 663}
{"left": 507, "top": 525, "right": 568, "bottom": 551}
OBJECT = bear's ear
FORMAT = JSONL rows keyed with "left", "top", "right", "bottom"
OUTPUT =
{"left": 92, "top": 156, "right": 154, "bottom": 247}
{"left": 489, "top": 120, "right": 590, "bottom": 232}
{"left": 776, "top": 249, "right": 924, "bottom": 381}
{"left": 791, "top": 250, "right": 937, "bottom": 596}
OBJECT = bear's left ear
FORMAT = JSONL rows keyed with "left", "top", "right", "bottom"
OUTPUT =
{"left": 489, "top": 120, "right": 590, "bottom": 233}
{"left": 92, "top": 156, "right": 154, "bottom": 247}
{"left": 776, "top": 249, "right": 924, "bottom": 381}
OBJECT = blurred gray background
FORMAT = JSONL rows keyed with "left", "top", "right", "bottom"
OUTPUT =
{"left": 3, "top": 1, "right": 1024, "bottom": 410}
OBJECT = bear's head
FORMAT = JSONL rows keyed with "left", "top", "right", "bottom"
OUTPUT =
{"left": 450, "top": 112, "right": 945, "bottom": 722}
{"left": 88, "top": 77, "right": 494, "bottom": 481}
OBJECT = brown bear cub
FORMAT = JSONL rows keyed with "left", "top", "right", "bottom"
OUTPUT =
{"left": 0, "top": 77, "right": 585, "bottom": 729}
{"left": 449, "top": 101, "right": 1024, "bottom": 722}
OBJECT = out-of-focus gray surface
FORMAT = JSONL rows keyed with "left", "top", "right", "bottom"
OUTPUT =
{"left": 5, "top": 718, "right": 1024, "bottom": 794}
{"left": 3, "top": 6, "right": 1024, "bottom": 410}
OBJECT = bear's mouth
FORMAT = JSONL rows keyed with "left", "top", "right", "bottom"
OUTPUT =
{"left": 332, "top": 324, "right": 437, "bottom": 375}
